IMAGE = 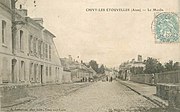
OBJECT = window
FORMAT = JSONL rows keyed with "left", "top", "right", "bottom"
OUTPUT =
{"left": 20, "top": 61, "right": 25, "bottom": 82}
{"left": 45, "top": 44, "right": 48, "bottom": 59}
{"left": 40, "top": 41, "right": 43, "bottom": 58}
{"left": 29, "top": 35, "right": 33, "bottom": 53}
{"left": 20, "top": 30, "right": 23, "bottom": 51}
{"left": 33, "top": 38, "right": 36, "bottom": 54}
{"left": 36, "top": 38, "right": 38, "bottom": 55}
{"left": 34, "top": 64, "right": 37, "bottom": 81}
{"left": 49, "top": 46, "right": 51, "bottom": 60}
{"left": 46, "top": 66, "right": 48, "bottom": 76}
{"left": 38, "top": 40, "right": 41, "bottom": 57}
{"left": 2, "top": 20, "right": 6, "bottom": 44}
{"left": 43, "top": 43, "right": 45, "bottom": 58}
{"left": 33, "top": 38, "right": 39, "bottom": 55}
{"left": 30, "top": 63, "right": 33, "bottom": 82}
{"left": 49, "top": 66, "right": 51, "bottom": 76}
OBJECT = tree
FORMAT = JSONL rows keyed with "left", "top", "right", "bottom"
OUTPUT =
{"left": 156, "top": 62, "right": 165, "bottom": 73}
{"left": 89, "top": 60, "right": 99, "bottom": 73}
{"left": 98, "top": 64, "right": 105, "bottom": 74}
{"left": 165, "top": 60, "right": 179, "bottom": 71}
{"left": 173, "top": 62, "right": 179, "bottom": 70}
{"left": 144, "top": 57, "right": 164, "bottom": 74}
{"left": 130, "top": 67, "right": 144, "bottom": 75}
{"left": 164, "top": 60, "right": 173, "bottom": 71}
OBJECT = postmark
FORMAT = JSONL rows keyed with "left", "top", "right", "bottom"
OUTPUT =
{"left": 152, "top": 12, "right": 180, "bottom": 43}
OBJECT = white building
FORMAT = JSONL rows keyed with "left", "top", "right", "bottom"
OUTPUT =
{"left": 0, "top": 0, "right": 63, "bottom": 85}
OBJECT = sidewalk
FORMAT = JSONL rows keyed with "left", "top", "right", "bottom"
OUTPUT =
{"left": 117, "top": 79, "right": 168, "bottom": 108}
{"left": 1, "top": 82, "right": 91, "bottom": 109}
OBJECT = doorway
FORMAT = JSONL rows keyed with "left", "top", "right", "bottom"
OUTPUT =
{"left": 12, "top": 59, "right": 17, "bottom": 83}
{"left": 40, "top": 65, "right": 43, "bottom": 84}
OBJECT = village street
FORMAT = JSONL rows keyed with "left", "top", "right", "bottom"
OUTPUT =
{"left": 4, "top": 81, "right": 159, "bottom": 112}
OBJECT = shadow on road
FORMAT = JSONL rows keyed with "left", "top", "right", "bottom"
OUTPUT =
{"left": 145, "top": 107, "right": 179, "bottom": 112}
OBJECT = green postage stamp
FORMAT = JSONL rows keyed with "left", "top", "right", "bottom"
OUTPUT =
{"left": 152, "top": 12, "right": 180, "bottom": 43}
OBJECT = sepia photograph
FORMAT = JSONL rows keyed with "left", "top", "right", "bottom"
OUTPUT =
{"left": 0, "top": 0, "right": 180, "bottom": 112}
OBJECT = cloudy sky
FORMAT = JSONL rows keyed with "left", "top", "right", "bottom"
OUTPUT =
{"left": 17, "top": 0, "right": 180, "bottom": 67}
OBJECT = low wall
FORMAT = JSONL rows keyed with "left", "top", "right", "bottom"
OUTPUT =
{"left": 130, "top": 74, "right": 153, "bottom": 85}
{"left": 130, "top": 71, "right": 180, "bottom": 85}
{"left": 0, "top": 84, "right": 29, "bottom": 107}
{"left": 156, "top": 83, "right": 180, "bottom": 109}
{"left": 155, "top": 71, "right": 180, "bottom": 84}
{"left": 62, "top": 71, "right": 72, "bottom": 83}
{"left": 130, "top": 71, "right": 180, "bottom": 109}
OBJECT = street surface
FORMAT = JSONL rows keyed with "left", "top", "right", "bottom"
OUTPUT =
{"left": 4, "top": 81, "right": 159, "bottom": 112}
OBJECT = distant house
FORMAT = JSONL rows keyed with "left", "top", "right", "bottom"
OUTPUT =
{"left": 70, "top": 67, "right": 93, "bottom": 82}
{"left": 119, "top": 55, "right": 145, "bottom": 80}
{"left": 105, "top": 67, "right": 118, "bottom": 80}
{"left": 60, "top": 56, "right": 94, "bottom": 82}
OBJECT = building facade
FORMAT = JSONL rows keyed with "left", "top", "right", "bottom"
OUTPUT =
{"left": 0, "top": 0, "right": 63, "bottom": 85}
{"left": 119, "top": 55, "right": 145, "bottom": 80}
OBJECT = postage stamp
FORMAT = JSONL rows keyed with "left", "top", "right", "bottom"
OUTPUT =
{"left": 152, "top": 12, "right": 180, "bottom": 43}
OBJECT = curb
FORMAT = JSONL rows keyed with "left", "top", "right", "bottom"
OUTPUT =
{"left": 117, "top": 80, "right": 167, "bottom": 108}
{"left": 1, "top": 96, "right": 37, "bottom": 108}
{"left": 1, "top": 82, "right": 93, "bottom": 109}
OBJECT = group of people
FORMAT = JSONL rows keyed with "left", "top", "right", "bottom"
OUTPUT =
{"left": 106, "top": 76, "right": 113, "bottom": 82}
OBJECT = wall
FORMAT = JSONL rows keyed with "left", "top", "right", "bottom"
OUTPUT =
{"left": 155, "top": 71, "right": 180, "bottom": 84}
{"left": 0, "top": 1, "right": 13, "bottom": 84}
{"left": 130, "top": 74, "right": 153, "bottom": 85}
{"left": 156, "top": 83, "right": 180, "bottom": 109}
{"left": 130, "top": 71, "right": 180, "bottom": 85}
{"left": 62, "top": 71, "right": 72, "bottom": 83}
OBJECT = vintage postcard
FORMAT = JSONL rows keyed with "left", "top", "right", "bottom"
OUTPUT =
{"left": 0, "top": 0, "right": 180, "bottom": 112}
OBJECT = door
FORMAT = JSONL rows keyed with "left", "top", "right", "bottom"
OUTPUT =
{"left": 40, "top": 65, "right": 43, "bottom": 84}
{"left": 12, "top": 59, "right": 17, "bottom": 83}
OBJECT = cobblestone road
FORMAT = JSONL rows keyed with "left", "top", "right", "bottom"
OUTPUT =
{"left": 5, "top": 81, "right": 159, "bottom": 112}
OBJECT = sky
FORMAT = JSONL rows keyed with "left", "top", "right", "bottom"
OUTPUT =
{"left": 16, "top": 0, "right": 180, "bottom": 67}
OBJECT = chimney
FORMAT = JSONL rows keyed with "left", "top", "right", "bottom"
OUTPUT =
{"left": 17, "top": 8, "right": 28, "bottom": 17}
{"left": 138, "top": 55, "right": 142, "bottom": 62}
{"left": 68, "top": 55, "right": 72, "bottom": 61}
{"left": 32, "top": 18, "right": 43, "bottom": 25}
{"left": 20, "top": 4, "right": 22, "bottom": 9}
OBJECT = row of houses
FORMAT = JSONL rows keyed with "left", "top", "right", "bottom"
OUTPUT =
{"left": 60, "top": 56, "right": 97, "bottom": 83}
{"left": 0, "top": 0, "right": 63, "bottom": 85}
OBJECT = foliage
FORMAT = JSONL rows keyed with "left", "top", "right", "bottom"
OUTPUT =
{"left": 121, "top": 57, "right": 179, "bottom": 75}
{"left": 98, "top": 64, "right": 105, "bottom": 74}
{"left": 130, "top": 67, "right": 144, "bottom": 74}
{"left": 88, "top": 61, "right": 106, "bottom": 74}
{"left": 89, "top": 60, "right": 99, "bottom": 73}
{"left": 164, "top": 60, "right": 179, "bottom": 71}
{"left": 144, "top": 57, "right": 164, "bottom": 74}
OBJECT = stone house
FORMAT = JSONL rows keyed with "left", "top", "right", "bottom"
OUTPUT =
{"left": 0, "top": 0, "right": 63, "bottom": 85}
{"left": 119, "top": 55, "right": 145, "bottom": 80}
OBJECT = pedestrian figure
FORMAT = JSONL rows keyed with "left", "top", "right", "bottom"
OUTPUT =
{"left": 110, "top": 77, "right": 113, "bottom": 82}
{"left": 106, "top": 76, "right": 108, "bottom": 81}
{"left": 151, "top": 73, "right": 155, "bottom": 85}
